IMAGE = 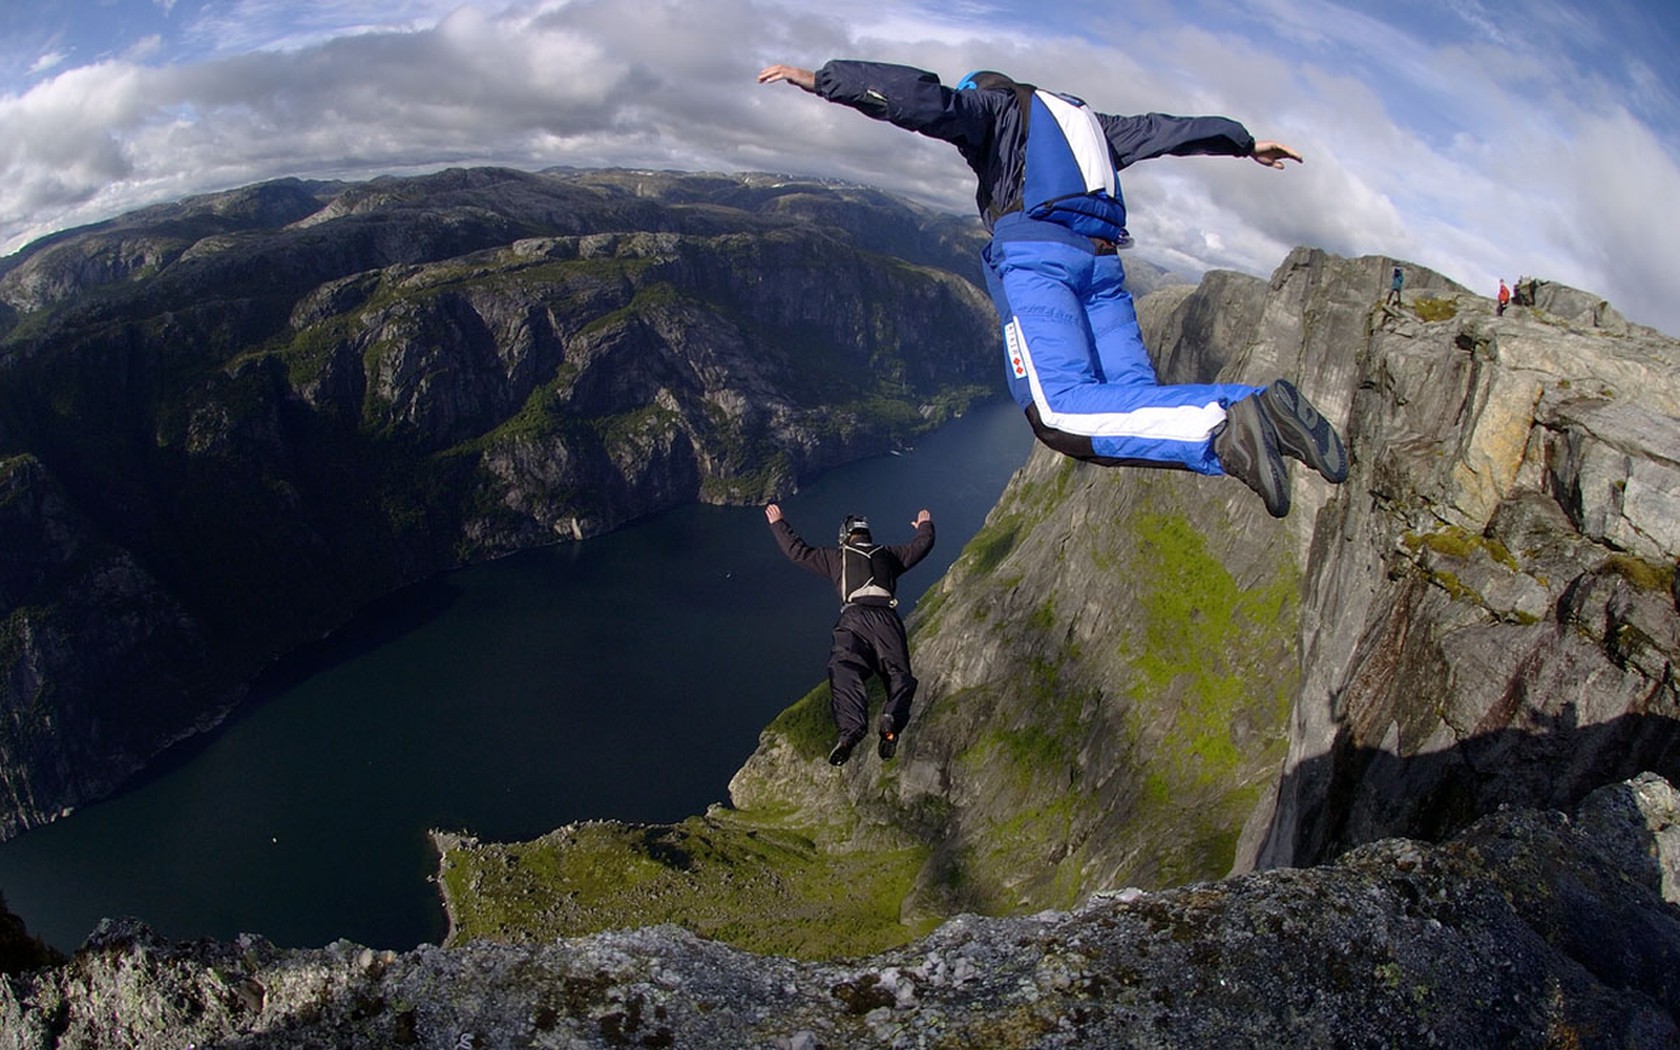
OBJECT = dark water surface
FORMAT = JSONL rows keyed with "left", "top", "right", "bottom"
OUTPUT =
{"left": 0, "top": 399, "right": 1033, "bottom": 952}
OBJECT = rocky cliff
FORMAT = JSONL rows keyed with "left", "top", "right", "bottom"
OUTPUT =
{"left": 0, "top": 168, "right": 1007, "bottom": 842}
{"left": 5, "top": 773, "right": 1678, "bottom": 1047}
{"left": 716, "top": 248, "right": 1679, "bottom": 917}
{"left": 433, "top": 249, "right": 1677, "bottom": 968}
{"left": 3, "top": 219, "right": 1677, "bottom": 1045}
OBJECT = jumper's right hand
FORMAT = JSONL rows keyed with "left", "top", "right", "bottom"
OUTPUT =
{"left": 764, "top": 503, "right": 784, "bottom": 523}
{"left": 757, "top": 64, "right": 816, "bottom": 92}
{"left": 1251, "top": 141, "right": 1302, "bottom": 168}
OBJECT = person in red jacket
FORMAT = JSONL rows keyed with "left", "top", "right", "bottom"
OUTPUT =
{"left": 766, "top": 503, "right": 935, "bottom": 765}
{"left": 1497, "top": 279, "right": 1511, "bottom": 316}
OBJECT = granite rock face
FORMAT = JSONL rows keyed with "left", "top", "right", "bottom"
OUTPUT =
{"left": 1253, "top": 255, "right": 1680, "bottom": 870}
{"left": 722, "top": 249, "right": 1679, "bottom": 917}
{"left": 5, "top": 774, "right": 1678, "bottom": 1049}
{"left": 429, "top": 249, "right": 1678, "bottom": 978}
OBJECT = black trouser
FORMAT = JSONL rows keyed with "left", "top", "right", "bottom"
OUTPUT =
{"left": 828, "top": 604, "right": 917, "bottom": 740}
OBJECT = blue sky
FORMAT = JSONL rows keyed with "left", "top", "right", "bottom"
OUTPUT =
{"left": 3, "top": 0, "right": 1678, "bottom": 335}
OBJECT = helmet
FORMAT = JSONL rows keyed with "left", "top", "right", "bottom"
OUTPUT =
{"left": 839, "top": 514, "right": 871, "bottom": 543}
{"left": 955, "top": 70, "right": 1016, "bottom": 92}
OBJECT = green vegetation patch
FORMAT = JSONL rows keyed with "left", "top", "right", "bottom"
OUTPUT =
{"left": 1115, "top": 511, "right": 1298, "bottom": 881}
{"left": 1412, "top": 297, "right": 1459, "bottom": 323}
{"left": 1401, "top": 526, "right": 1519, "bottom": 572}
{"left": 764, "top": 679, "right": 894, "bottom": 763}
{"left": 437, "top": 813, "right": 935, "bottom": 960}
{"left": 936, "top": 686, "right": 1097, "bottom": 914}
{"left": 1604, "top": 553, "right": 1676, "bottom": 594}
{"left": 765, "top": 682, "right": 837, "bottom": 761}
{"left": 962, "top": 517, "right": 1022, "bottom": 578}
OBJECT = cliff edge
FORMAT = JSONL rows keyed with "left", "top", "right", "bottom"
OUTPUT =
{"left": 5, "top": 774, "right": 1679, "bottom": 1048}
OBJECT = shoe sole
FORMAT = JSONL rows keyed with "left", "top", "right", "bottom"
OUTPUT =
{"left": 1221, "top": 396, "right": 1290, "bottom": 518}
{"left": 1262, "top": 380, "right": 1347, "bottom": 483}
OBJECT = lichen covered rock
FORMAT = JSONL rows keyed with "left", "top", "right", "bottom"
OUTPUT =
{"left": 5, "top": 775, "right": 1677, "bottom": 1049}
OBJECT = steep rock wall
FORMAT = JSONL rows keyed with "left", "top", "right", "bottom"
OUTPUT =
{"left": 725, "top": 247, "right": 1678, "bottom": 916}
{"left": 1253, "top": 255, "right": 1680, "bottom": 869}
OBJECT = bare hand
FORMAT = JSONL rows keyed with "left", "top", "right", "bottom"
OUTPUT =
{"left": 764, "top": 503, "right": 783, "bottom": 523}
{"left": 912, "top": 509, "right": 931, "bottom": 527}
{"left": 757, "top": 64, "right": 816, "bottom": 93}
{"left": 1251, "top": 141, "right": 1302, "bottom": 169}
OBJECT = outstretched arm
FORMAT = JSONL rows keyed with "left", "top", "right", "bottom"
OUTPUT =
{"left": 1101, "top": 115, "right": 1303, "bottom": 172}
{"left": 765, "top": 504, "right": 836, "bottom": 580}
{"left": 759, "top": 59, "right": 995, "bottom": 150}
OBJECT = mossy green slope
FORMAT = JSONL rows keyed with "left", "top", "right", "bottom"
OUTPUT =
{"left": 438, "top": 449, "right": 1304, "bottom": 959}
{"left": 435, "top": 815, "right": 936, "bottom": 960}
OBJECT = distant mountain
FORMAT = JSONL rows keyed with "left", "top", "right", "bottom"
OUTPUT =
{"left": 0, "top": 167, "right": 1006, "bottom": 841}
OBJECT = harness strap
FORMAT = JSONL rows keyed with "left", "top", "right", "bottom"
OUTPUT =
{"left": 841, "top": 542, "right": 898, "bottom": 608}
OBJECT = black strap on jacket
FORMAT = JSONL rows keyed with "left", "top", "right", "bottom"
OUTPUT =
{"left": 841, "top": 542, "right": 898, "bottom": 607}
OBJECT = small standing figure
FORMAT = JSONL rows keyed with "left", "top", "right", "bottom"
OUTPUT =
{"left": 765, "top": 504, "right": 935, "bottom": 765}
{"left": 1497, "top": 279, "right": 1511, "bottom": 316}
{"left": 1386, "top": 266, "right": 1404, "bottom": 306}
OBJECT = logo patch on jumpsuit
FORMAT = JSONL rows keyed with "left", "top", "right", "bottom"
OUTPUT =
{"left": 1005, "top": 319, "right": 1027, "bottom": 379}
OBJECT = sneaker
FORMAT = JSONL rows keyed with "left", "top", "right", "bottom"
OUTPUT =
{"left": 1215, "top": 394, "right": 1290, "bottom": 518}
{"left": 1259, "top": 379, "right": 1347, "bottom": 483}
{"left": 877, "top": 713, "right": 899, "bottom": 760}
{"left": 828, "top": 734, "right": 863, "bottom": 766}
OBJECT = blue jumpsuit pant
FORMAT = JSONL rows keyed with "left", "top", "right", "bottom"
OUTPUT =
{"left": 982, "top": 232, "right": 1257, "bottom": 475}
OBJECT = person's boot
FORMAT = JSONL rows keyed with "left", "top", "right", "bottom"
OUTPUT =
{"left": 877, "top": 713, "right": 900, "bottom": 760}
{"left": 1214, "top": 394, "right": 1290, "bottom": 518}
{"left": 1259, "top": 379, "right": 1348, "bottom": 483}
{"left": 828, "top": 733, "right": 864, "bottom": 766}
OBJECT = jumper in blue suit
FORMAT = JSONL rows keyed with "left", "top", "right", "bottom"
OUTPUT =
{"left": 812, "top": 61, "right": 1263, "bottom": 474}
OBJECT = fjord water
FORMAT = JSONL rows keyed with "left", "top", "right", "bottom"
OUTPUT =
{"left": 0, "top": 399, "right": 1032, "bottom": 953}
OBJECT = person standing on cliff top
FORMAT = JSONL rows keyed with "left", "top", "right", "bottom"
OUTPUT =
{"left": 758, "top": 60, "right": 1347, "bottom": 518}
{"left": 765, "top": 503, "right": 934, "bottom": 766}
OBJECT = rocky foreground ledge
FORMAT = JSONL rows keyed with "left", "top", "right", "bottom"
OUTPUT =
{"left": 4, "top": 773, "right": 1678, "bottom": 1049}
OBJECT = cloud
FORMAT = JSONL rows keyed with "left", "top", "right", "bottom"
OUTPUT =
{"left": 1, "top": 0, "right": 1676, "bottom": 337}
{"left": 26, "top": 51, "right": 68, "bottom": 77}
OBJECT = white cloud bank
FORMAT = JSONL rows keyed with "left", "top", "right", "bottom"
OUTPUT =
{"left": 1, "top": 0, "right": 1675, "bottom": 336}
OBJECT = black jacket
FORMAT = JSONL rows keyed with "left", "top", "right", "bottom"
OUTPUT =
{"left": 770, "top": 518, "right": 936, "bottom": 609}
{"left": 812, "top": 60, "right": 1256, "bottom": 229}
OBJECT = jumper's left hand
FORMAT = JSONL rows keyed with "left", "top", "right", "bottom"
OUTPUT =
{"left": 1251, "top": 141, "right": 1302, "bottom": 168}
{"left": 757, "top": 64, "right": 816, "bottom": 92}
